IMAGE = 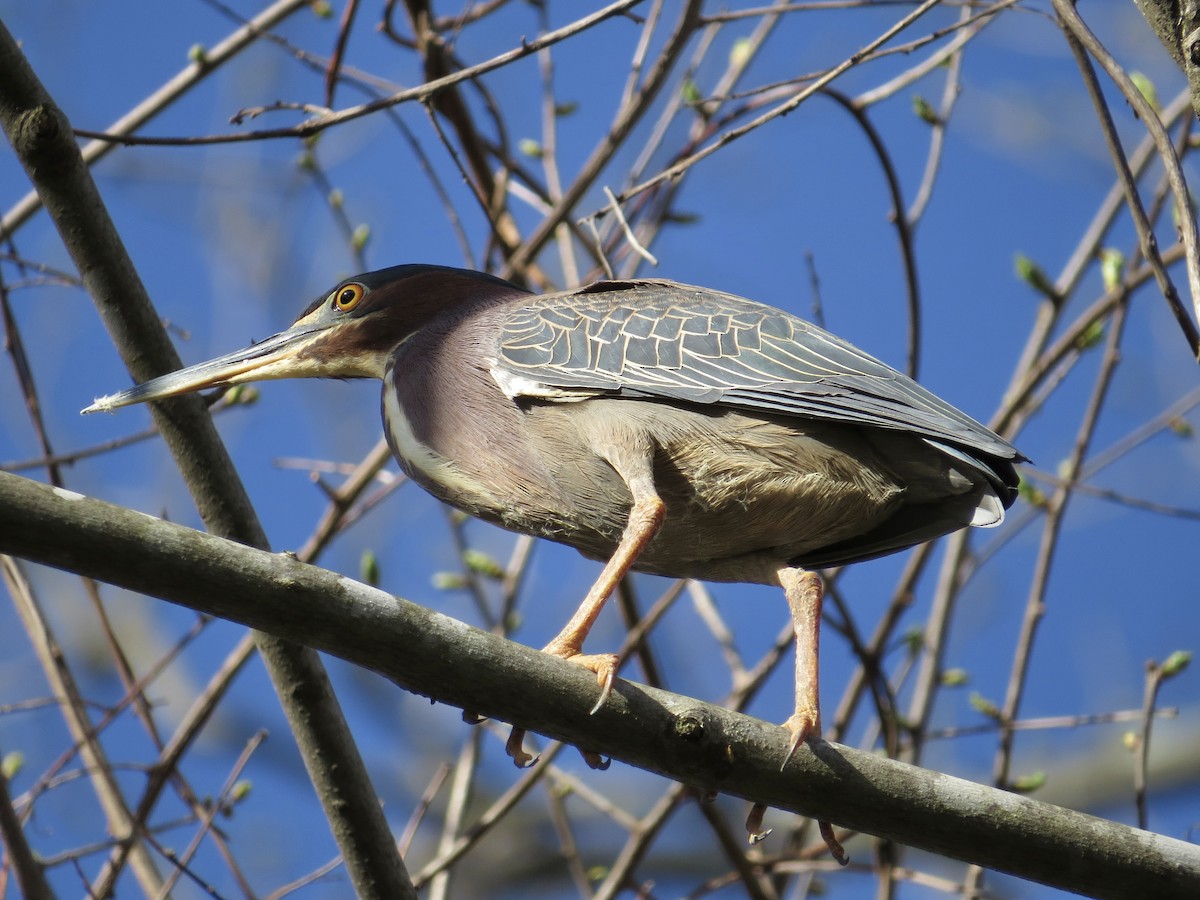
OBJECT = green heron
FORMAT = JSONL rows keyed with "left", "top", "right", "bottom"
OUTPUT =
{"left": 85, "top": 264, "right": 1021, "bottom": 784}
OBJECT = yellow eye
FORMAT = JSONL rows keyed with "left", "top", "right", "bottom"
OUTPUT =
{"left": 332, "top": 283, "right": 365, "bottom": 312}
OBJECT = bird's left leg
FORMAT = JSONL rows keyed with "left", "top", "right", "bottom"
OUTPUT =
{"left": 779, "top": 566, "right": 823, "bottom": 760}
{"left": 745, "top": 566, "right": 846, "bottom": 864}
{"left": 507, "top": 443, "right": 664, "bottom": 768}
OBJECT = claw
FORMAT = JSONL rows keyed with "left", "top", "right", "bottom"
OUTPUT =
{"left": 505, "top": 727, "right": 539, "bottom": 768}
{"left": 540, "top": 648, "right": 619, "bottom": 714}
{"left": 580, "top": 748, "right": 610, "bottom": 770}
{"left": 819, "top": 820, "right": 848, "bottom": 865}
{"left": 462, "top": 710, "right": 485, "bottom": 725}
{"left": 745, "top": 803, "right": 771, "bottom": 844}
{"left": 588, "top": 656, "right": 617, "bottom": 714}
{"left": 781, "top": 711, "right": 818, "bottom": 771}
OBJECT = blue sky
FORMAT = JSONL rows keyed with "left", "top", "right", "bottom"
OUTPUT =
{"left": 1, "top": 2, "right": 1197, "bottom": 897}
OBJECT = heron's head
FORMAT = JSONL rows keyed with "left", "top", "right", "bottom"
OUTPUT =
{"left": 83, "top": 264, "right": 527, "bottom": 413}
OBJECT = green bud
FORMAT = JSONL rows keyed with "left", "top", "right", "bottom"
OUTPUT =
{"left": 681, "top": 79, "right": 702, "bottom": 105}
{"left": 463, "top": 549, "right": 504, "bottom": 580}
{"left": 969, "top": 692, "right": 1001, "bottom": 720}
{"left": 902, "top": 627, "right": 925, "bottom": 656}
{"left": 518, "top": 138, "right": 543, "bottom": 159}
{"left": 1099, "top": 248, "right": 1124, "bottom": 292}
{"left": 912, "top": 94, "right": 939, "bottom": 125}
{"left": 940, "top": 668, "right": 970, "bottom": 687}
{"left": 351, "top": 224, "right": 370, "bottom": 252}
{"left": 1130, "top": 71, "right": 1160, "bottom": 112}
{"left": 188, "top": 44, "right": 208, "bottom": 65}
{"left": 1, "top": 751, "right": 23, "bottom": 780}
{"left": 360, "top": 549, "right": 380, "bottom": 586}
{"left": 1075, "top": 319, "right": 1106, "bottom": 351}
{"left": 1015, "top": 253, "right": 1061, "bottom": 303}
{"left": 432, "top": 571, "right": 468, "bottom": 591}
{"left": 1010, "top": 770, "right": 1046, "bottom": 793}
{"left": 730, "top": 37, "right": 753, "bottom": 69}
{"left": 1017, "top": 477, "right": 1047, "bottom": 508}
{"left": 223, "top": 384, "right": 259, "bottom": 406}
{"left": 328, "top": 188, "right": 344, "bottom": 209}
{"left": 222, "top": 779, "right": 253, "bottom": 816}
{"left": 555, "top": 101, "right": 579, "bottom": 117}
{"left": 311, "top": 1, "right": 334, "bottom": 19}
{"left": 1161, "top": 649, "right": 1192, "bottom": 679}
{"left": 1168, "top": 417, "right": 1194, "bottom": 438}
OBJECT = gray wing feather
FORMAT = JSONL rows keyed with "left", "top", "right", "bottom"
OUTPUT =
{"left": 494, "top": 279, "right": 1018, "bottom": 460}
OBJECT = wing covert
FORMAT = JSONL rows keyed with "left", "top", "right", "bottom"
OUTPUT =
{"left": 492, "top": 279, "right": 1016, "bottom": 459}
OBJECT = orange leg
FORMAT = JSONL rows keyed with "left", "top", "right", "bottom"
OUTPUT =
{"left": 746, "top": 567, "right": 845, "bottom": 864}
{"left": 542, "top": 486, "right": 665, "bottom": 708}
{"left": 506, "top": 470, "right": 665, "bottom": 768}
{"left": 780, "top": 566, "right": 823, "bottom": 763}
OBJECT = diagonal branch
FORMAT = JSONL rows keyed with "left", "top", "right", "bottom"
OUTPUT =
{"left": 0, "top": 0, "right": 311, "bottom": 240}
{"left": 1055, "top": 0, "right": 1200, "bottom": 359}
{"left": 0, "top": 20, "right": 414, "bottom": 900}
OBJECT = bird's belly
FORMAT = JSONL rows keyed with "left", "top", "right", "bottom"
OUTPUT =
{"left": 384, "top": 383, "right": 906, "bottom": 580}
{"left": 526, "top": 402, "right": 906, "bottom": 580}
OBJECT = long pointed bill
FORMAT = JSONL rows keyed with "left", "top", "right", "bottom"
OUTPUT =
{"left": 82, "top": 323, "right": 327, "bottom": 414}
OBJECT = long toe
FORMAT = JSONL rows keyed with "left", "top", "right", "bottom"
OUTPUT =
{"left": 820, "top": 821, "right": 849, "bottom": 866}
{"left": 505, "top": 727, "right": 538, "bottom": 768}
{"left": 745, "top": 803, "right": 772, "bottom": 844}
{"left": 579, "top": 748, "right": 610, "bottom": 770}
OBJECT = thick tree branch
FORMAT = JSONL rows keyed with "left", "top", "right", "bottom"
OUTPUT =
{"left": 1, "top": 469, "right": 1197, "bottom": 900}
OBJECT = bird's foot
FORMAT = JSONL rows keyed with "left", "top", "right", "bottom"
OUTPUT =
{"left": 578, "top": 653, "right": 619, "bottom": 714}
{"left": 549, "top": 649, "right": 616, "bottom": 767}
{"left": 743, "top": 714, "right": 847, "bottom": 864}
{"left": 503, "top": 724, "right": 609, "bottom": 770}
{"left": 781, "top": 708, "right": 820, "bottom": 771}
{"left": 465, "top": 709, "right": 542, "bottom": 769}
{"left": 745, "top": 804, "right": 848, "bottom": 864}
{"left": 501, "top": 648, "right": 618, "bottom": 770}
{"left": 540, "top": 641, "right": 620, "bottom": 715}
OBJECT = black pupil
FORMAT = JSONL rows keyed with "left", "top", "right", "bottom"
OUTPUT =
{"left": 339, "top": 288, "right": 356, "bottom": 306}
